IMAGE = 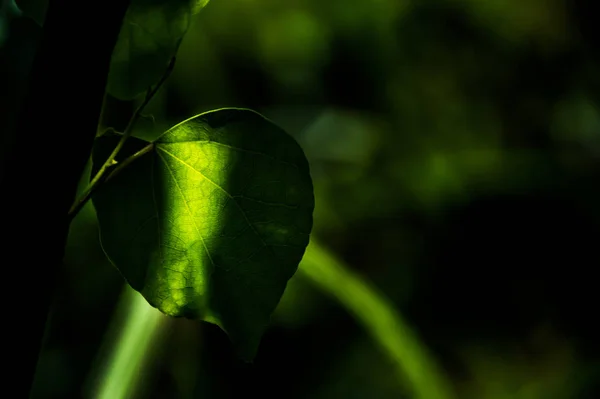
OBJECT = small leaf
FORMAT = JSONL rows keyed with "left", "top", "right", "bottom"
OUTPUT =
{"left": 107, "top": 0, "right": 210, "bottom": 100}
{"left": 16, "top": 0, "right": 209, "bottom": 99}
{"left": 92, "top": 108, "right": 314, "bottom": 359}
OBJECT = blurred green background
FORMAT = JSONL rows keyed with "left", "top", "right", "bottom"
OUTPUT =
{"left": 8, "top": 0, "right": 600, "bottom": 397}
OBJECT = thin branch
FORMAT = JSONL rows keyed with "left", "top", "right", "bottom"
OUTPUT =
{"left": 68, "top": 57, "right": 176, "bottom": 219}
{"left": 97, "top": 127, "right": 120, "bottom": 137}
{"left": 68, "top": 142, "right": 154, "bottom": 221}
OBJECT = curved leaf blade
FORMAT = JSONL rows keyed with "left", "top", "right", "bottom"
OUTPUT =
{"left": 92, "top": 108, "right": 315, "bottom": 359}
{"left": 16, "top": 0, "right": 209, "bottom": 100}
{"left": 107, "top": 0, "right": 209, "bottom": 100}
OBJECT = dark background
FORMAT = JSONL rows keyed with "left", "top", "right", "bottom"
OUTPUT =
{"left": 3, "top": 0, "right": 600, "bottom": 397}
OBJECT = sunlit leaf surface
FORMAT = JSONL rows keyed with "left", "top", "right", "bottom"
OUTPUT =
{"left": 92, "top": 108, "right": 314, "bottom": 359}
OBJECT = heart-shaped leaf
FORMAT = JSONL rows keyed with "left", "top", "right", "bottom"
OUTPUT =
{"left": 92, "top": 108, "right": 314, "bottom": 359}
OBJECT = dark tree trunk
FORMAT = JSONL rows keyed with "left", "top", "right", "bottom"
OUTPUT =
{"left": 0, "top": 0, "right": 131, "bottom": 394}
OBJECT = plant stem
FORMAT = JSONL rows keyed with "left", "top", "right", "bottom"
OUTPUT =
{"left": 299, "top": 241, "right": 456, "bottom": 399}
{"left": 88, "top": 239, "right": 455, "bottom": 399}
{"left": 68, "top": 57, "right": 175, "bottom": 218}
{"left": 86, "top": 285, "right": 168, "bottom": 399}
{"left": 68, "top": 143, "right": 154, "bottom": 220}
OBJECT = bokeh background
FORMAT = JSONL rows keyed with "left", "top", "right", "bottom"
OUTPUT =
{"left": 6, "top": 0, "right": 600, "bottom": 397}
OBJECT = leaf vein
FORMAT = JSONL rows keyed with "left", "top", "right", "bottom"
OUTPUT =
{"left": 162, "top": 140, "right": 298, "bottom": 169}
{"left": 157, "top": 146, "right": 273, "bottom": 253}
{"left": 157, "top": 150, "right": 216, "bottom": 268}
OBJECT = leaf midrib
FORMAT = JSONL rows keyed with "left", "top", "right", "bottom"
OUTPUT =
{"left": 156, "top": 145, "right": 272, "bottom": 256}
{"left": 156, "top": 149, "right": 216, "bottom": 268}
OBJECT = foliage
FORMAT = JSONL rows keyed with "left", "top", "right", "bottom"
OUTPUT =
{"left": 5, "top": 0, "right": 600, "bottom": 397}
{"left": 92, "top": 109, "right": 314, "bottom": 359}
{"left": 13, "top": 0, "right": 315, "bottom": 361}
{"left": 107, "top": 0, "right": 211, "bottom": 99}
{"left": 16, "top": 0, "right": 210, "bottom": 99}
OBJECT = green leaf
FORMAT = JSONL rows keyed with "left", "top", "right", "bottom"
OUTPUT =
{"left": 16, "top": 0, "right": 209, "bottom": 99}
{"left": 92, "top": 108, "right": 315, "bottom": 359}
{"left": 107, "top": 0, "right": 210, "bottom": 100}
